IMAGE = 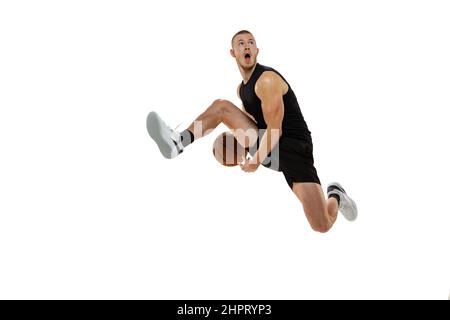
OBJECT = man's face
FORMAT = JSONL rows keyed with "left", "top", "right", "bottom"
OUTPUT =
{"left": 231, "top": 33, "right": 259, "bottom": 70}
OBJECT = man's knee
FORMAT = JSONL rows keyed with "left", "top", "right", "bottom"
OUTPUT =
{"left": 211, "top": 99, "right": 233, "bottom": 115}
{"left": 310, "top": 222, "right": 331, "bottom": 233}
{"left": 308, "top": 215, "right": 332, "bottom": 233}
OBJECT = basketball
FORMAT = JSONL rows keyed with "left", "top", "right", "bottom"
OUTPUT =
{"left": 212, "top": 131, "right": 248, "bottom": 167}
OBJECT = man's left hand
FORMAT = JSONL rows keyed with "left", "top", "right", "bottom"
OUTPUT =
{"left": 239, "top": 156, "right": 260, "bottom": 173}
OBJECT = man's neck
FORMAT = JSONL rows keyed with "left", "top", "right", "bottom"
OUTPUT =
{"left": 239, "top": 63, "right": 258, "bottom": 84}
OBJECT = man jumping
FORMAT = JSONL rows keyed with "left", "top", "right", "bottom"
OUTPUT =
{"left": 146, "top": 30, "right": 357, "bottom": 233}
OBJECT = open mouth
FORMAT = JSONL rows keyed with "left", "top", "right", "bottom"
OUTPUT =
{"left": 244, "top": 53, "right": 251, "bottom": 62}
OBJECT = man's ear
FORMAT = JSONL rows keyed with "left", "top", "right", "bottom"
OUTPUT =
{"left": 230, "top": 49, "right": 236, "bottom": 58}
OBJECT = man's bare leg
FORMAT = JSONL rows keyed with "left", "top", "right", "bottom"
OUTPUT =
{"left": 291, "top": 182, "right": 339, "bottom": 233}
{"left": 186, "top": 99, "right": 258, "bottom": 148}
{"left": 292, "top": 182, "right": 358, "bottom": 232}
{"left": 146, "top": 99, "right": 258, "bottom": 158}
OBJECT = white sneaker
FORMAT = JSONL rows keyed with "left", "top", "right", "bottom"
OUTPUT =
{"left": 327, "top": 182, "right": 358, "bottom": 221}
{"left": 146, "top": 111, "right": 183, "bottom": 159}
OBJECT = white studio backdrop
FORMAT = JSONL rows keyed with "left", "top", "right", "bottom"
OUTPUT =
{"left": 0, "top": 0, "right": 449, "bottom": 299}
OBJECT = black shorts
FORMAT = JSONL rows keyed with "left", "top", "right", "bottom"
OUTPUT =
{"left": 247, "top": 136, "right": 321, "bottom": 189}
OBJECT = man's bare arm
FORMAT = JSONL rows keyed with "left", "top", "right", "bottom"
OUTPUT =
{"left": 251, "top": 71, "right": 285, "bottom": 164}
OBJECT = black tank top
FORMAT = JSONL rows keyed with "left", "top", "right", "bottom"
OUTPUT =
{"left": 239, "top": 63, "right": 311, "bottom": 141}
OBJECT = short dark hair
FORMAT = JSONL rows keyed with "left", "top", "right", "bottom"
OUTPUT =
{"left": 231, "top": 30, "right": 253, "bottom": 47}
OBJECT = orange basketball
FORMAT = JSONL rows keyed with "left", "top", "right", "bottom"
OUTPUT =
{"left": 212, "top": 131, "right": 248, "bottom": 167}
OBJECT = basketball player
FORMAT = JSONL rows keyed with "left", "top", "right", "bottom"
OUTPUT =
{"left": 146, "top": 30, "right": 357, "bottom": 233}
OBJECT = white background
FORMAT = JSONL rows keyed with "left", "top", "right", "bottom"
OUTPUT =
{"left": 0, "top": 0, "right": 449, "bottom": 299}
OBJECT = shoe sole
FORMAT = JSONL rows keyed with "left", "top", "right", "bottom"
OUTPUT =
{"left": 342, "top": 196, "right": 358, "bottom": 221}
{"left": 146, "top": 111, "right": 175, "bottom": 159}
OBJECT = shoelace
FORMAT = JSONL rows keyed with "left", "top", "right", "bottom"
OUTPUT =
{"left": 169, "top": 123, "right": 182, "bottom": 142}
